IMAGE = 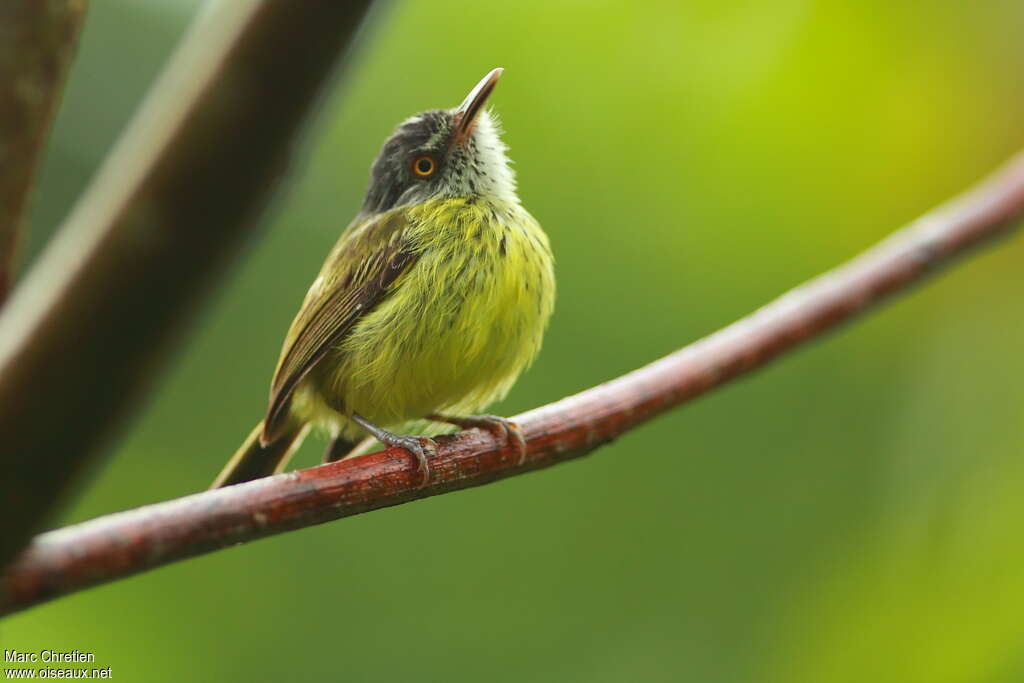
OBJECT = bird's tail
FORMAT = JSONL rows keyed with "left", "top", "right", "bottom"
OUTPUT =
{"left": 210, "top": 421, "right": 309, "bottom": 489}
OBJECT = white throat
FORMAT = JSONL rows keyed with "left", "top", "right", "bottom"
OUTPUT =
{"left": 455, "top": 109, "right": 518, "bottom": 203}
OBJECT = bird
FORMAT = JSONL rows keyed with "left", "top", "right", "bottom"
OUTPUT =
{"left": 212, "top": 68, "right": 555, "bottom": 489}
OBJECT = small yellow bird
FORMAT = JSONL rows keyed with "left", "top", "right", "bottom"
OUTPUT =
{"left": 213, "top": 68, "right": 555, "bottom": 488}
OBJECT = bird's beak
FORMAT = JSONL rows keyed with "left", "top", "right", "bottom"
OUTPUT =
{"left": 451, "top": 67, "right": 503, "bottom": 147}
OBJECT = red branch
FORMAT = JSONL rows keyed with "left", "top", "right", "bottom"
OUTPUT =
{"left": 3, "top": 152, "right": 1024, "bottom": 616}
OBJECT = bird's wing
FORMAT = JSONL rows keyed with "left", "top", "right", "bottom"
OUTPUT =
{"left": 262, "top": 209, "right": 419, "bottom": 441}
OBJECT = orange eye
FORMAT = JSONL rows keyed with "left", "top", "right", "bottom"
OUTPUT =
{"left": 412, "top": 155, "right": 436, "bottom": 177}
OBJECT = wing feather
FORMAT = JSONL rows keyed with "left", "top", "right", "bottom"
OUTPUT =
{"left": 262, "top": 210, "right": 418, "bottom": 441}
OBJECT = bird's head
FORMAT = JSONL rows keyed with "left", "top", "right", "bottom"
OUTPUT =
{"left": 360, "top": 68, "right": 516, "bottom": 216}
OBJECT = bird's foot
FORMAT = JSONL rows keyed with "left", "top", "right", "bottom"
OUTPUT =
{"left": 351, "top": 414, "right": 437, "bottom": 486}
{"left": 429, "top": 413, "right": 527, "bottom": 465}
{"left": 375, "top": 433, "right": 436, "bottom": 487}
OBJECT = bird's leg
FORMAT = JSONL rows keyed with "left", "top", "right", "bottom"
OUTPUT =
{"left": 428, "top": 413, "right": 527, "bottom": 465}
{"left": 351, "top": 413, "right": 437, "bottom": 486}
{"left": 322, "top": 435, "right": 374, "bottom": 464}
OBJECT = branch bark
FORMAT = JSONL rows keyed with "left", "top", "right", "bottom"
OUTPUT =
{"left": 0, "top": 0, "right": 88, "bottom": 303}
{"left": 3, "top": 151, "right": 1023, "bottom": 617}
{"left": 0, "top": 1, "right": 377, "bottom": 570}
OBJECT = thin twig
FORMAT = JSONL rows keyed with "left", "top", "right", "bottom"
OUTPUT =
{"left": 0, "top": 1, "right": 377, "bottom": 570}
{"left": 3, "top": 150, "right": 1023, "bottom": 617}
{"left": 0, "top": 0, "right": 88, "bottom": 303}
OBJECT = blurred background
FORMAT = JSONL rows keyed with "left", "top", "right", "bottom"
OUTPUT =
{"left": 3, "top": 1, "right": 1024, "bottom": 681}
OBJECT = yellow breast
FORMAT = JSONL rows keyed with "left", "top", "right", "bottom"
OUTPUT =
{"left": 295, "top": 197, "right": 555, "bottom": 438}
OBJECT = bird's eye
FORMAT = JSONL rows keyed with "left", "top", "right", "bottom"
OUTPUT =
{"left": 412, "top": 155, "right": 436, "bottom": 177}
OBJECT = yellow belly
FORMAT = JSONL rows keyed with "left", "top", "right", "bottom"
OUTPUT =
{"left": 292, "top": 198, "right": 554, "bottom": 440}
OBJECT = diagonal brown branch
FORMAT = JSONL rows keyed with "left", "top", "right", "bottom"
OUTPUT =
{"left": 0, "top": 0, "right": 88, "bottom": 303}
{"left": 0, "top": 1, "right": 378, "bottom": 571}
{"left": 3, "top": 150, "right": 1023, "bottom": 617}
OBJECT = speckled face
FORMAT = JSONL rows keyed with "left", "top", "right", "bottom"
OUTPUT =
{"left": 360, "top": 106, "right": 517, "bottom": 216}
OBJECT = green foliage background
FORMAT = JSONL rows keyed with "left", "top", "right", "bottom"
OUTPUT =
{"left": 4, "top": 1, "right": 1024, "bottom": 681}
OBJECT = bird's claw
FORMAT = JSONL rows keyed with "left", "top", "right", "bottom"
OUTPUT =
{"left": 476, "top": 415, "right": 527, "bottom": 466}
{"left": 431, "top": 414, "right": 527, "bottom": 466}
{"left": 388, "top": 434, "right": 437, "bottom": 487}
